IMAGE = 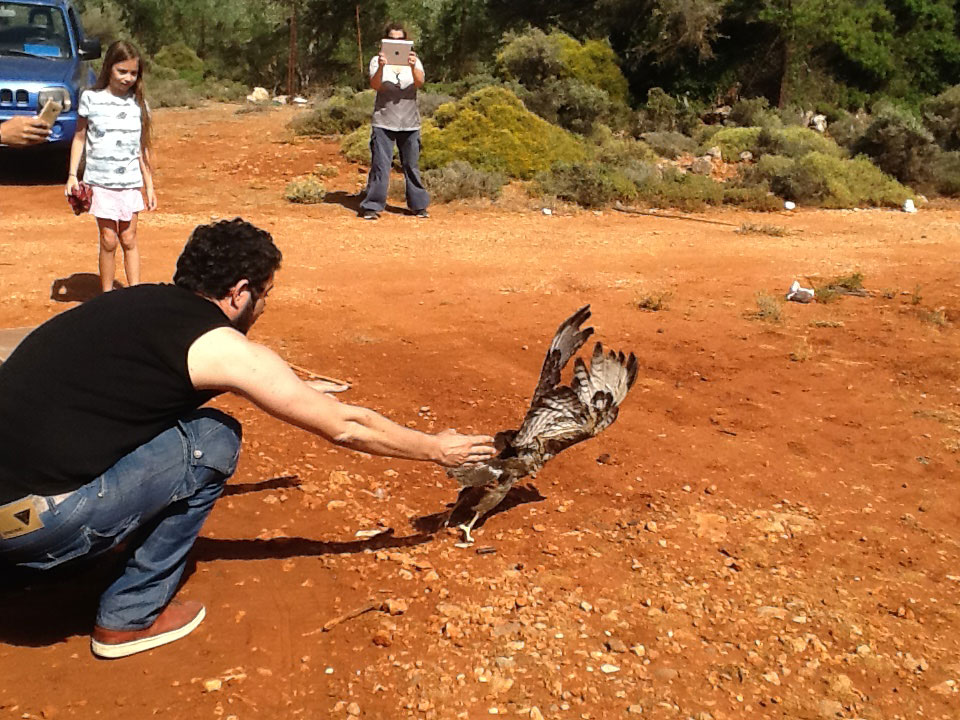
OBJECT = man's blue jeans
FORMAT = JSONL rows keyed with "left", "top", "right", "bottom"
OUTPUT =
{"left": 360, "top": 126, "right": 430, "bottom": 213}
{"left": 0, "top": 409, "right": 240, "bottom": 631}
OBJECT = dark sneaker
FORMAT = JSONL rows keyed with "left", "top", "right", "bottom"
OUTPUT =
{"left": 361, "top": 210, "right": 379, "bottom": 221}
{"left": 91, "top": 600, "right": 206, "bottom": 659}
{"left": 414, "top": 208, "right": 430, "bottom": 218}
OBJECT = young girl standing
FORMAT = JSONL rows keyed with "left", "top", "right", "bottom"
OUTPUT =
{"left": 66, "top": 41, "right": 157, "bottom": 293}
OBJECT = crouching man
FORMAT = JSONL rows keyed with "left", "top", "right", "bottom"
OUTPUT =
{"left": 0, "top": 218, "right": 494, "bottom": 658}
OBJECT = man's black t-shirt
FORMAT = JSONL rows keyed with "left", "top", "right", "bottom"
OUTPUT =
{"left": 0, "top": 284, "right": 232, "bottom": 503}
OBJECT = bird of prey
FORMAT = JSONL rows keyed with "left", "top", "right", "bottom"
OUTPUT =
{"left": 446, "top": 305, "right": 637, "bottom": 543}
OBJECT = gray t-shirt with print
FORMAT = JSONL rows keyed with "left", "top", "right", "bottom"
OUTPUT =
{"left": 369, "top": 55, "right": 424, "bottom": 132}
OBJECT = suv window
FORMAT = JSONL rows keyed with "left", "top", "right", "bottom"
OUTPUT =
{"left": 0, "top": 2, "right": 72, "bottom": 59}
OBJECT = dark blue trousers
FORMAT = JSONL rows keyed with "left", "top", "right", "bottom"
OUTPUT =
{"left": 360, "top": 126, "right": 430, "bottom": 213}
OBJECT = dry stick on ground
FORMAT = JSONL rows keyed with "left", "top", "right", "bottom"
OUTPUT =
{"left": 613, "top": 201, "right": 740, "bottom": 227}
{"left": 303, "top": 600, "right": 384, "bottom": 635}
{"left": 286, "top": 361, "right": 351, "bottom": 388}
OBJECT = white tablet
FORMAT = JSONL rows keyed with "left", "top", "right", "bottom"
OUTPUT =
{"left": 381, "top": 38, "right": 413, "bottom": 66}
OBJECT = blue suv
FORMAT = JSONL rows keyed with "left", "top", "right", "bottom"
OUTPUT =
{"left": 0, "top": 0, "right": 100, "bottom": 152}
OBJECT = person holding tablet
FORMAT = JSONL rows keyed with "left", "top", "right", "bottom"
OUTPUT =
{"left": 359, "top": 22, "right": 430, "bottom": 221}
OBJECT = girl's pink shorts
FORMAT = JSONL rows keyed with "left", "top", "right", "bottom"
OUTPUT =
{"left": 89, "top": 186, "right": 145, "bottom": 222}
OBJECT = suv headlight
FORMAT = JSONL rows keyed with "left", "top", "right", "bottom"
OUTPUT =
{"left": 38, "top": 87, "right": 72, "bottom": 113}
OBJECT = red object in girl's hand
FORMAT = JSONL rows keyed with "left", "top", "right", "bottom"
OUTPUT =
{"left": 67, "top": 182, "right": 93, "bottom": 215}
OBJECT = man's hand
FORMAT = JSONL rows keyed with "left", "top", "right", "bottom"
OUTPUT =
{"left": 433, "top": 429, "right": 496, "bottom": 468}
{"left": 1, "top": 115, "right": 51, "bottom": 146}
{"left": 407, "top": 50, "right": 418, "bottom": 68}
{"left": 377, "top": 51, "right": 387, "bottom": 69}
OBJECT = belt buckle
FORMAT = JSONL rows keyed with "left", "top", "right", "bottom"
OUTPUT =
{"left": 0, "top": 496, "right": 45, "bottom": 540}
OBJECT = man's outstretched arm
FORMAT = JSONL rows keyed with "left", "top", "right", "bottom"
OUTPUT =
{"left": 187, "top": 327, "right": 495, "bottom": 466}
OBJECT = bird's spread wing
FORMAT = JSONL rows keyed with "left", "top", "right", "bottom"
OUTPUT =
{"left": 530, "top": 305, "right": 594, "bottom": 407}
{"left": 515, "top": 342, "right": 638, "bottom": 453}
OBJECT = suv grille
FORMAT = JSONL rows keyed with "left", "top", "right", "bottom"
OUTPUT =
{"left": 0, "top": 88, "right": 31, "bottom": 107}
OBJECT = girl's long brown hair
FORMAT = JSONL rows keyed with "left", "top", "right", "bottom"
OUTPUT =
{"left": 93, "top": 40, "right": 152, "bottom": 163}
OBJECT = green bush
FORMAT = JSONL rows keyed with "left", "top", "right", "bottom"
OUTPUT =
{"left": 827, "top": 110, "right": 871, "bottom": 151}
{"left": 290, "top": 89, "right": 375, "bottom": 136}
{"left": 852, "top": 103, "right": 938, "bottom": 187}
{"left": 728, "top": 97, "right": 781, "bottom": 129}
{"left": 921, "top": 85, "right": 960, "bottom": 151}
{"left": 521, "top": 77, "right": 623, "bottom": 134}
{"left": 313, "top": 162, "right": 339, "bottom": 178}
{"left": 637, "top": 87, "right": 699, "bottom": 134}
{"left": 420, "top": 87, "right": 587, "bottom": 179}
{"left": 341, "top": 124, "right": 373, "bottom": 164}
{"left": 201, "top": 78, "right": 248, "bottom": 103}
{"left": 707, "top": 126, "right": 843, "bottom": 161}
{"left": 79, "top": 0, "right": 129, "bottom": 47}
{"left": 766, "top": 152, "right": 912, "bottom": 208}
{"left": 536, "top": 162, "right": 638, "bottom": 207}
{"left": 641, "top": 131, "right": 698, "bottom": 159}
{"left": 722, "top": 186, "right": 783, "bottom": 211}
{"left": 590, "top": 125, "right": 658, "bottom": 165}
{"left": 284, "top": 175, "right": 326, "bottom": 204}
{"left": 634, "top": 168, "right": 724, "bottom": 211}
{"left": 418, "top": 91, "right": 455, "bottom": 118}
{"left": 423, "top": 161, "right": 507, "bottom": 203}
{"left": 930, "top": 151, "right": 960, "bottom": 197}
{"left": 496, "top": 29, "right": 629, "bottom": 105}
{"left": 146, "top": 77, "right": 202, "bottom": 108}
{"left": 152, "top": 42, "right": 204, "bottom": 86}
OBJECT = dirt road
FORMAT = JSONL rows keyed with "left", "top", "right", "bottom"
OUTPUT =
{"left": 1, "top": 105, "right": 958, "bottom": 719}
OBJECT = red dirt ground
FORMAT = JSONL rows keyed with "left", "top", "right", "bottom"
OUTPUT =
{"left": 1, "top": 104, "right": 959, "bottom": 720}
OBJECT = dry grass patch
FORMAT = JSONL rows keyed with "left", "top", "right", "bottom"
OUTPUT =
{"left": 749, "top": 292, "right": 783, "bottom": 323}
{"left": 736, "top": 222, "right": 788, "bottom": 237}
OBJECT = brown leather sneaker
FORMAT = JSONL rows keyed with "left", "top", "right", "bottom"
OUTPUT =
{"left": 91, "top": 600, "right": 206, "bottom": 659}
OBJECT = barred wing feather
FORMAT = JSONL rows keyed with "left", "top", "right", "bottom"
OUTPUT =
{"left": 530, "top": 305, "right": 594, "bottom": 407}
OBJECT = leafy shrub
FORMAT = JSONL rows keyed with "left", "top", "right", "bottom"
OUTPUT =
{"left": 930, "top": 151, "right": 960, "bottom": 197}
{"left": 423, "top": 161, "right": 507, "bottom": 203}
{"left": 496, "top": 29, "right": 628, "bottom": 104}
{"left": 641, "top": 131, "right": 698, "bottom": 159}
{"left": 284, "top": 175, "right": 326, "bottom": 204}
{"left": 921, "top": 84, "right": 960, "bottom": 151}
{"left": 290, "top": 89, "right": 375, "bottom": 136}
{"left": 201, "top": 78, "right": 248, "bottom": 103}
{"left": 146, "top": 77, "right": 201, "bottom": 108}
{"left": 79, "top": 0, "right": 129, "bottom": 46}
{"left": 638, "top": 88, "right": 699, "bottom": 134}
{"left": 313, "top": 163, "right": 339, "bottom": 178}
{"left": 765, "top": 152, "right": 911, "bottom": 208}
{"left": 424, "top": 73, "right": 502, "bottom": 99}
{"left": 521, "top": 77, "right": 623, "bottom": 134}
{"left": 496, "top": 28, "right": 567, "bottom": 87}
{"left": 707, "top": 126, "right": 843, "bottom": 161}
{"left": 826, "top": 110, "right": 871, "bottom": 151}
{"left": 418, "top": 92, "right": 455, "bottom": 119}
{"left": 551, "top": 34, "right": 629, "bottom": 104}
{"left": 728, "top": 97, "right": 781, "bottom": 129}
{"left": 152, "top": 42, "right": 205, "bottom": 85}
{"left": 420, "top": 87, "right": 587, "bottom": 179}
{"left": 722, "top": 187, "right": 782, "bottom": 211}
{"left": 590, "top": 125, "right": 658, "bottom": 165}
{"left": 341, "top": 124, "right": 372, "bottom": 163}
{"left": 536, "top": 162, "right": 637, "bottom": 207}
{"left": 852, "top": 104, "right": 938, "bottom": 187}
{"left": 634, "top": 168, "right": 724, "bottom": 211}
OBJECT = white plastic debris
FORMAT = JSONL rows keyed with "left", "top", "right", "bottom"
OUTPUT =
{"left": 246, "top": 87, "right": 269, "bottom": 103}
{"left": 786, "top": 280, "right": 815, "bottom": 303}
{"left": 542, "top": 208, "right": 553, "bottom": 216}
{"left": 784, "top": 200, "right": 796, "bottom": 211}
{"left": 902, "top": 198, "right": 917, "bottom": 213}
{"left": 293, "top": 95, "right": 308, "bottom": 105}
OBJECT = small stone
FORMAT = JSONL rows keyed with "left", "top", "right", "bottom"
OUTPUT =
{"left": 762, "top": 671, "right": 781, "bottom": 686}
{"left": 605, "top": 638, "right": 628, "bottom": 653}
{"left": 372, "top": 629, "right": 392, "bottom": 647}
{"left": 347, "top": 702, "right": 361, "bottom": 716}
{"left": 652, "top": 667, "right": 678, "bottom": 682}
{"left": 757, "top": 606, "right": 786, "bottom": 620}
{"left": 530, "top": 708, "right": 544, "bottom": 720}
{"left": 326, "top": 500, "right": 347, "bottom": 510}
{"left": 627, "top": 706, "right": 643, "bottom": 715}
{"left": 202, "top": 679, "right": 222, "bottom": 693}
{"left": 705, "top": 484, "right": 717, "bottom": 495}
{"left": 533, "top": 524, "right": 547, "bottom": 532}
{"left": 600, "top": 664, "right": 620, "bottom": 674}
{"left": 644, "top": 521, "right": 658, "bottom": 533}
{"left": 580, "top": 600, "right": 593, "bottom": 613}
{"left": 855, "top": 644, "right": 870, "bottom": 656}
{"left": 385, "top": 598, "right": 408, "bottom": 615}
{"left": 817, "top": 699, "right": 843, "bottom": 717}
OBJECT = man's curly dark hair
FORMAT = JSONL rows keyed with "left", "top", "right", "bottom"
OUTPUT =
{"left": 174, "top": 218, "right": 282, "bottom": 299}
